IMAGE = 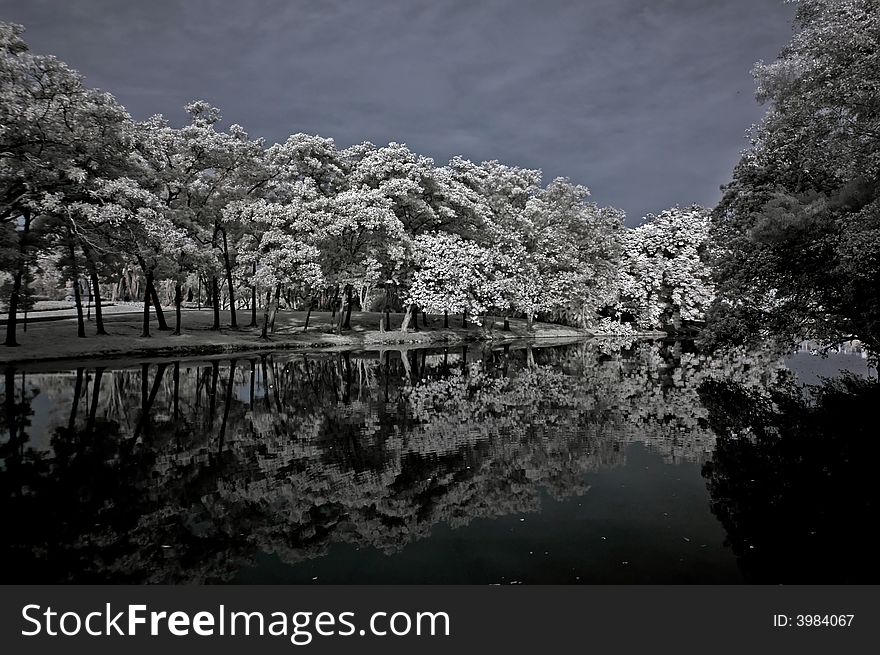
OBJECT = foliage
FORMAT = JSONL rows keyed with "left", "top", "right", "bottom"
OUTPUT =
{"left": 707, "top": 0, "right": 880, "bottom": 357}
{"left": 616, "top": 206, "right": 715, "bottom": 330}
{"left": 1, "top": 20, "right": 720, "bottom": 342}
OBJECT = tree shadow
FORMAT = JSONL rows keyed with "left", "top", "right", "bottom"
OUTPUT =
{"left": 699, "top": 373, "right": 880, "bottom": 583}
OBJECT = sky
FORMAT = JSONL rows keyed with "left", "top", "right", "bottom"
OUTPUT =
{"left": 0, "top": 0, "right": 797, "bottom": 224}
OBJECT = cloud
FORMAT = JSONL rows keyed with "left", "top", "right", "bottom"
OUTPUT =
{"left": 0, "top": 0, "right": 795, "bottom": 223}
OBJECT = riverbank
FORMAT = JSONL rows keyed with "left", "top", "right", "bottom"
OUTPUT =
{"left": 0, "top": 308, "right": 603, "bottom": 366}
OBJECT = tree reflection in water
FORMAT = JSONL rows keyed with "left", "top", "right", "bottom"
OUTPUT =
{"left": 700, "top": 373, "right": 880, "bottom": 583}
{"left": 0, "top": 339, "right": 862, "bottom": 583}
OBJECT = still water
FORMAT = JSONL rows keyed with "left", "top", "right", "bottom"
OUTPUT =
{"left": 1, "top": 339, "right": 877, "bottom": 584}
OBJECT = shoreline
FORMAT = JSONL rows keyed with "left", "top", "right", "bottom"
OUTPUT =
{"left": 0, "top": 308, "right": 669, "bottom": 368}
{"left": 1, "top": 335, "right": 601, "bottom": 373}
{"left": 0, "top": 330, "right": 578, "bottom": 369}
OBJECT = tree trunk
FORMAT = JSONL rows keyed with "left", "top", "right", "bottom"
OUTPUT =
{"left": 383, "top": 351, "right": 391, "bottom": 403}
{"left": 70, "top": 253, "right": 86, "bottom": 338}
{"left": 173, "top": 282, "right": 183, "bottom": 335}
{"left": 330, "top": 285, "right": 340, "bottom": 318}
{"left": 83, "top": 246, "right": 107, "bottom": 335}
{"left": 142, "top": 270, "right": 153, "bottom": 337}
{"left": 221, "top": 228, "right": 237, "bottom": 328}
{"left": 444, "top": 310, "right": 449, "bottom": 329}
{"left": 208, "top": 361, "right": 219, "bottom": 428}
{"left": 86, "top": 367, "right": 104, "bottom": 433}
{"left": 259, "top": 289, "right": 272, "bottom": 340}
{"left": 136, "top": 363, "right": 167, "bottom": 438}
{"left": 335, "top": 295, "right": 345, "bottom": 334}
{"left": 382, "top": 283, "right": 392, "bottom": 332}
{"left": 260, "top": 356, "right": 271, "bottom": 408}
{"left": 68, "top": 368, "right": 84, "bottom": 430}
{"left": 65, "top": 227, "right": 86, "bottom": 338}
{"left": 411, "top": 303, "right": 420, "bottom": 331}
{"left": 218, "top": 359, "right": 237, "bottom": 452}
{"left": 400, "top": 304, "right": 414, "bottom": 333}
{"left": 527, "top": 313, "right": 534, "bottom": 330}
{"left": 210, "top": 276, "right": 220, "bottom": 330}
{"left": 270, "top": 284, "right": 281, "bottom": 332}
{"left": 259, "top": 286, "right": 281, "bottom": 340}
{"left": 400, "top": 348, "right": 412, "bottom": 377}
{"left": 172, "top": 361, "right": 180, "bottom": 421}
{"left": 84, "top": 273, "right": 91, "bottom": 322}
{"left": 461, "top": 309, "right": 467, "bottom": 328}
{"left": 341, "top": 352, "right": 352, "bottom": 404}
{"left": 148, "top": 278, "right": 169, "bottom": 330}
{"left": 268, "top": 357, "right": 282, "bottom": 411}
{"left": 304, "top": 297, "right": 314, "bottom": 332}
{"left": 342, "top": 284, "right": 354, "bottom": 329}
{"left": 503, "top": 316, "right": 510, "bottom": 331}
{"left": 248, "top": 262, "right": 258, "bottom": 327}
{"left": 4, "top": 262, "right": 22, "bottom": 347}
{"left": 4, "top": 211, "right": 30, "bottom": 347}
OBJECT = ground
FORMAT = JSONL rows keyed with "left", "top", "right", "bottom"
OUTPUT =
{"left": 0, "top": 306, "right": 591, "bottom": 365}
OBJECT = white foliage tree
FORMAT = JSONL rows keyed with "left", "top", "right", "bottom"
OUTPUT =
{"left": 615, "top": 206, "right": 715, "bottom": 331}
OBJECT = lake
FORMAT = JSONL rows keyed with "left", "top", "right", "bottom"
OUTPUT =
{"left": 1, "top": 339, "right": 877, "bottom": 584}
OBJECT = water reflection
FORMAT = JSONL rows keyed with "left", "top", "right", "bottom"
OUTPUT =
{"left": 1, "top": 339, "right": 867, "bottom": 583}
{"left": 700, "top": 373, "right": 880, "bottom": 583}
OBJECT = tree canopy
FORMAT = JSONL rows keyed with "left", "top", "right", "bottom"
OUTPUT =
{"left": 707, "top": 0, "right": 880, "bottom": 357}
{"left": 1, "top": 20, "right": 715, "bottom": 347}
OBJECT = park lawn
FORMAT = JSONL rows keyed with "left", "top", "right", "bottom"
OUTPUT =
{"left": 0, "top": 308, "right": 589, "bottom": 366}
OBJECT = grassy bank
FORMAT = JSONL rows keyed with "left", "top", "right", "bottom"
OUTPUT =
{"left": 0, "top": 308, "right": 593, "bottom": 365}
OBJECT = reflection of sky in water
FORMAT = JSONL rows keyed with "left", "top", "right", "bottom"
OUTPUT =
{"left": 2, "top": 375, "right": 76, "bottom": 453}
{"left": 786, "top": 351, "right": 874, "bottom": 386}
{"left": 26, "top": 392, "right": 56, "bottom": 452}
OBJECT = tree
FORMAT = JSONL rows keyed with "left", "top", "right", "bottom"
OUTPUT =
{"left": 708, "top": 0, "right": 880, "bottom": 357}
{"left": 72, "top": 177, "right": 196, "bottom": 337}
{"left": 320, "top": 186, "right": 406, "bottom": 331}
{"left": 518, "top": 178, "right": 624, "bottom": 328}
{"left": 136, "top": 103, "right": 266, "bottom": 332}
{"left": 617, "top": 206, "right": 715, "bottom": 331}
{"left": 1, "top": 22, "right": 133, "bottom": 345}
{"left": 234, "top": 196, "right": 324, "bottom": 340}
{"left": 4, "top": 19, "right": 665, "bottom": 346}
{"left": 408, "top": 232, "right": 494, "bottom": 326}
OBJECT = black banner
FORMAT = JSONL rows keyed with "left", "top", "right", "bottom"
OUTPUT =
{"left": 0, "top": 585, "right": 876, "bottom": 654}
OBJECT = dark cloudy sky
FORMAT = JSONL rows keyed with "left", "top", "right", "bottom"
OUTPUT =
{"left": 1, "top": 0, "right": 796, "bottom": 223}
